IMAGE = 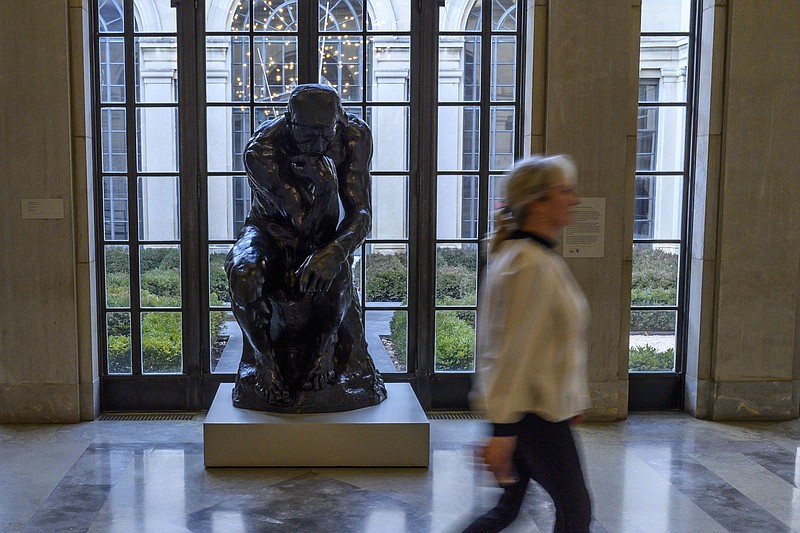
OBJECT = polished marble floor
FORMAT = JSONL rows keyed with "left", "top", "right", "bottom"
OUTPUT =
{"left": 2, "top": 412, "right": 799, "bottom": 532}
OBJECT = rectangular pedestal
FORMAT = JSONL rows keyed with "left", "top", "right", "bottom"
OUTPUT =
{"left": 204, "top": 383, "right": 430, "bottom": 467}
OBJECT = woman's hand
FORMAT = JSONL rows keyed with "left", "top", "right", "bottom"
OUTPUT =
{"left": 479, "top": 436, "right": 519, "bottom": 486}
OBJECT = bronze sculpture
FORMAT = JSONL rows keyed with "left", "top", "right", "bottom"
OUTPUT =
{"left": 225, "top": 84, "right": 387, "bottom": 413}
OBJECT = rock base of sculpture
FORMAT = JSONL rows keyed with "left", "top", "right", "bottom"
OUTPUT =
{"left": 204, "top": 383, "right": 429, "bottom": 467}
{"left": 232, "top": 356, "right": 387, "bottom": 414}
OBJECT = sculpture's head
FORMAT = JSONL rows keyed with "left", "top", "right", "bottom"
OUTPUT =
{"left": 286, "top": 84, "right": 347, "bottom": 156}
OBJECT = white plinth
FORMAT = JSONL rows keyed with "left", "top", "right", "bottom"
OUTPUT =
{"left": 204, "top": 383, "right": 430, "bottom": 467}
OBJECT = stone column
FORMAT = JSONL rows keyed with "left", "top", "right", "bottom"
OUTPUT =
{"left": 544, "top": 0, "right": 642, "bottom": 419}
{"left": 687, "top": 0, "right": 800, "bottom": 420}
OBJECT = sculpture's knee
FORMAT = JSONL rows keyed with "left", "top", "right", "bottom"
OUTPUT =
{"left": 228, "top": 261, "right": 265, "bottom": 307}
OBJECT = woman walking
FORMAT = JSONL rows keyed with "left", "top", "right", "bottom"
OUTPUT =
{"left": 465, "top": 155, "right": 592, "bottom": 533}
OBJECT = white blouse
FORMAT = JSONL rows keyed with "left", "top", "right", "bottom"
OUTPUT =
{"left": 471, "top": 237, "right": 591, "bottom": 424}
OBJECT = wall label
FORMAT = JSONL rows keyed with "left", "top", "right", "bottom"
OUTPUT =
{"left": 21, "top": 198, "right": 64, "bottom": 219}
{"left": 563, "top": 197, "right": 605, "bottom": 258}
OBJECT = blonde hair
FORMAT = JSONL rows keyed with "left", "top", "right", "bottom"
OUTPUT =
{"left": 488, "top": 154, "right": 577, "bottom": 253}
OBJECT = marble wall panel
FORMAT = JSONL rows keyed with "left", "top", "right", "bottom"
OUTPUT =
{"left": 545, "top": 1, "right": 639, "bottom": 399}
{"left": 713, "top": 0, "right": 800, "bottom": 381}
{"left": 0, "top": 0, "right": 81, "bottom": 419}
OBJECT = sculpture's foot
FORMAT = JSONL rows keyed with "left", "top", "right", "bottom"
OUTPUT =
{"left": 302, "top": 369, "right": 335, "bottom": 391}
{"left": 256, "top": 366, "right": 291, "bottom": 405}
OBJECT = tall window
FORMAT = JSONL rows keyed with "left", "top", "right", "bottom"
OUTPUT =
{"left": 93, "top": 0, "right": 527, "bottom": 410}
{"left": 436, "top": 0, "right": 523, "bottom": 372}
{"left": 630, "top": 0, "right": 694, "bottom": 378}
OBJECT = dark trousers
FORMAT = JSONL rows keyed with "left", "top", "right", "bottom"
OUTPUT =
{"left": 463, "top": 413, "right": 592, "bottom": 533}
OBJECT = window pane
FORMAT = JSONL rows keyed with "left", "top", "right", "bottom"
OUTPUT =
{"left": 365, "top": 246, "right": 407, "bottom": 305}
{"left": 439, "top": 36, "right": 481, "bottom": 102}
{"left": 208, "top": 106, "right": 250, "bottom": 172}
{"left": 436, "top": 244, "right": 478, "bottom": 306}
{"left": 367, "top": 36, "right": 410, "bottom": 102}
{"left": 636, "top": 106, "right": 686, "bottom": 172}
{"left": 105, "top": 245, "right": 130, "bottom": 308}
{"left": 211, "top": 309, "right": 239, "bottom": 373}
{"left": 368, "top": 0, "right": 409, "bottom": 31}
{"left": 435, "top": 310, "right": 476, "bottom": 372}
{"left": 319, "top": 36, "right": 364, "bottom": 101}
{"left": 99, "top": 37, "right": 125, "bottom": 103}
{"left": 135, "top": 37, "right": 178, "bottom": 103}
{"left": 106, "top": 312, "right": 131, "bottom": 374}
{"left": 490, "top": 106, "right": 515, "bottom": 170}
{"left": 438, "top": 106, "right": 480, "bottom": 171}
{"left": 134, "top": 0, "right": 176, "bottom": 32}
{"left": 639, "top": 37, "right": 689, "bottom": 103}
{"left": 492, "top": 0, "right": 517, "bottom": 32}
{"left": 370, "top": 106, "right": 409, "bottom": 171}
{"left": 206, "top": 36, "right": 250, "bottom": 103}
{"left": 100, "top": 108, "right": 127, "bottom": 172}
{"left": 209, "top": 244, "right": 232, "bottom": 306}
{"left": 255, "top": 0, "right": 299, "bottom": 32}
{"left": 370, "top": 175, "right": 408, "bottom": 239}
{"left": 209, "top": 177, "right": 250, "bottom": 241}
{"left": 141, "top": 311, "right": 182, "bottom": 374}
{"left": 629, "top": 310, "right": 676, "bottom": 372}
{"left": 441, "top": 0, "right": 480, "bottom": 32}
{"left": 138, "top": 176, "right": 180, "bottom": 241}
{"left": 254, "top": 36, "right": 297, "bottom": 102}
{"left": 208, "top": 0, "right": 247, "bottom": 31}
{"left": 352, "top": 245, "right": 363, "bottom": 296}
{"left": 136, "top": 107, "right": 179, "bottom": 172}
{"left": 491, "top": 36, "right": 516, "bottom": 101}
{"left": 103, "top": 176, "right": 129, "bottom": 240}
{"left": 255, "top": 105, "right": 286, "bottom": 125}
{"left": 366, "top": 309, "right": 406, "bottom": 373}
{"left": 488, "top": 173, "right": 508, "bottom": 234}
{"left": 437, "top": 175, "right": 479, "bottom": 240}
{"left": 633, "top": 175, "right": 683, "bottom": 240}
{"left": 140, "top": 245, "right": 181, "bottom": 308}
{"left": 98, "top": 0, "right": 124, "bottom": 33}
{"left": 319, "top": 0, "right": 363, "bottom": 32}
{"left": 632, "top": 243, "right": 680, "bottom": 307}
{"left": 641, "top": 0, "right": 692, "bottom": 33}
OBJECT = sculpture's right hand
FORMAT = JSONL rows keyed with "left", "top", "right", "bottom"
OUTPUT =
{"left": 290, "top": 154, "right": 336, "bottom": 184}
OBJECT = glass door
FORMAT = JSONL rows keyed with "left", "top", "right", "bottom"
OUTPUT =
{"left": 94, "top": 0, "right": 527, "bottom": 411}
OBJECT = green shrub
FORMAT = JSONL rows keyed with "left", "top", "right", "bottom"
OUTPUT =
{"left": 389, "top": 311, "right": 475, "bottom": 372}
{"left": 209, "top": 252, "right": 230, "bottom": 305}
{"left": 140, "top": 246, "right": 180, "bottom": 271}
{"left": 388, "top": 311, "right": 407, "bottom": 369}
{"left": 140, "top": 269, "right": 181, "bottom": 307}
{"left": 107, "top": 334, "right": 131, "bottom": 373}
{"left": 141, "top": 312, "right": 182, "bottom": 373}
{"left": 629, "top": 344, "right": 674, "bottom": 371}
{"left": 365, "top": 252, "right": 407, "bottom": 302}
{"left": 631, "top": 246, "right": 678, "bottom": 332}
{"left": 631, "top": 246, "right": 678, "bottom": 305}
{"left": 437, "top": 246, "right": 477, "bottom": 271}
{"left": 105, "top": 273, "right": 131, "bottom": 307}
{"left": 435, "top": 312, "right": 475, "bottom": 372}
{"left": 436, "top": 265, "right": 476, "bottom": 305}
{"left": 104, "top": 246, "right": 130, "bottom": 274}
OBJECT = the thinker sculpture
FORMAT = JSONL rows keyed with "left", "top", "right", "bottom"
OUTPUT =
{"left": 225, "top": 84, "right": 387, "bottom": 413}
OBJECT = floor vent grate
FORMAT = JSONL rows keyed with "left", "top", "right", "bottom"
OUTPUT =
{"left": 427, "top": 411, "right": 483, "bottom": 420}
{"left": 98, "top": 413, "right": 196, "bottom": 421}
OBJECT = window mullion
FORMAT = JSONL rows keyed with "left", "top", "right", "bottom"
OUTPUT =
{"left": 123, "top": 0, "right": 143, "bottom": 376}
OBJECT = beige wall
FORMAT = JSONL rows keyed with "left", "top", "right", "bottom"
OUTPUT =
{"left": 0, "top": 0, "right": 797, "bottom": 422}
{"left": 686, "top": 0, "right": 800, "bottom": 419}
{"left": 0, "top": 0, "right": 97, "bottom": 422}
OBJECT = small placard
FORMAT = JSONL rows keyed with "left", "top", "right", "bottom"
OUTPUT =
{"left": 21, "top": 198, "right": 64, "bottom": 219}
{"left": 563, "top": 198, "right": 605, "bottom": 258}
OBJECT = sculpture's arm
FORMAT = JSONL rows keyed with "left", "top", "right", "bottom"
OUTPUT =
{"left": 295, "top": 123, "right": 373, "bottom": 293}
{"left": 244, "top": 144, "right": 310, "bottom": 220}
{"left": 332, "top": 122, "right": 373, "bottom": 255}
